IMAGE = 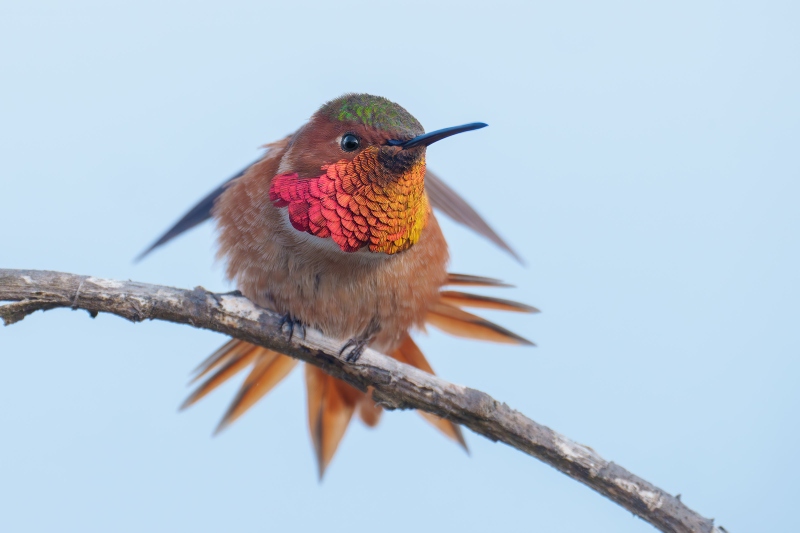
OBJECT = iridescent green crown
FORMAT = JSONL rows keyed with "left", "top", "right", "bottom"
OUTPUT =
{"left": 320, "top": 93, "right": 423, "bottom": 138}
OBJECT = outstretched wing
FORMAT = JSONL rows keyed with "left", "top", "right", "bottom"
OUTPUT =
{"left": 136, "top": 162, "right": 522, "bottom": 263}
{"left": 134, "top": 162, "right": 255, "bottom": 261}
{"left": 425, "top": 169, "right": 523, "bottom": 264}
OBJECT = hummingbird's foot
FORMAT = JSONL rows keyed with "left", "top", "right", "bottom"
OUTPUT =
{"left": 278, "top": 313, "right": 306, "bottom": 342}
{"left": 339, "top": 318, "right": 380, "bottom": 363}
{"left": 339, "top": 338, "right": 369, "bottom": 363}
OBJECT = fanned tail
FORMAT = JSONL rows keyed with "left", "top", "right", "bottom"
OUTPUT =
{"left": 179, "top": 272, "right": 535, "bottom": 477}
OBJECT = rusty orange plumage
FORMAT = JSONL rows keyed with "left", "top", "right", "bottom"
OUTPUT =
{"left": 140, "top": 93, "right": 536, "bottom": 478}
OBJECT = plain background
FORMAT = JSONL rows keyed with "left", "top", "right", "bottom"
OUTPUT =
{"left": 1, "top": 1, "right": 798, "bottom": 531}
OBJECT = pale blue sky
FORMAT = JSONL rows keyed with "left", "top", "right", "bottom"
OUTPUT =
{"left": 1, "top": 1, "right": 798, "bottom": 532}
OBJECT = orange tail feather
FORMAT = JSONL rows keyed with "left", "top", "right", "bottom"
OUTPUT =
{"left": 439, "top": 290, "right": 539, "bottom": 313}
{"left": 214, "top": 351, "right": 298, "bottom": 434}
{"left": 392, "top": 335, "right": 468, "bottom": 451}
{"left": 426, "top": 302, "right": 535, "bottom": 346}
{"left": 180, "top": 341, "right": 261, "bottom": 410}
{"left": 305, "top": 365, "right": 360, "bottom": 479}
{"left": 189, "top": 338, "right": 254, "bottom": 383}
{"left": 356, "top": 388, "right": 383, "bottom": 427}
{"left": 181, "top": 340, "right": 296, "bottom": 433}
{"left": 445, "top": 273, "right": 513, "bottom": 288}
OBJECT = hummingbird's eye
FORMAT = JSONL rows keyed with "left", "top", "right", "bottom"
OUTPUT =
{"left": 340, "top": 133, "right": 360, "bottom": 152}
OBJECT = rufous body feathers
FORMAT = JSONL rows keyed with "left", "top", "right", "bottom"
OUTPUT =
{"left": 142, "top": 94, "right": 536, "bottom": 477}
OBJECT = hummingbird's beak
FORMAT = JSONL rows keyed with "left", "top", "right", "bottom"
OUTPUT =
{"left": 388, "top": 122, "right": 488, "bottom": 150}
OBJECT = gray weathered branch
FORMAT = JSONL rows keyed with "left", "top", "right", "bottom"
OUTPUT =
{"left": 0, "top": 269, "right": 724, "bottom": 533}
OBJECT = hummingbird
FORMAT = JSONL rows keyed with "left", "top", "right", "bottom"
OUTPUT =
{"left": 139, "top": 94, "right": 536, "bottom": 477}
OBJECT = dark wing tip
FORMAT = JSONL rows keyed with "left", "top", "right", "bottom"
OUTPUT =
{"left": 425, "top": 169, "right": 525, "bottom": 265}
{"left": 134, "top": 181, "right": 229, "bottom": 262}
{"left": 134, "top": 161, "right": 257, "bottom": 262}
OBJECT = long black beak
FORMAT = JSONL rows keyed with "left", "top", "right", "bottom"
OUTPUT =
{"left": 388, "top": 122, "right": 487, "bottom": 149}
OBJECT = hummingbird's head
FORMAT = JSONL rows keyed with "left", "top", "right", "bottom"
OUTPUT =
{"left": 270, "top": 93, "right": 486, "bottom": 255}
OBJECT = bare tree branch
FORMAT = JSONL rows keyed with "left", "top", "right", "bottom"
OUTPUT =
{"left": 0, "top": 269, "right": 724, "bottom": 533}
